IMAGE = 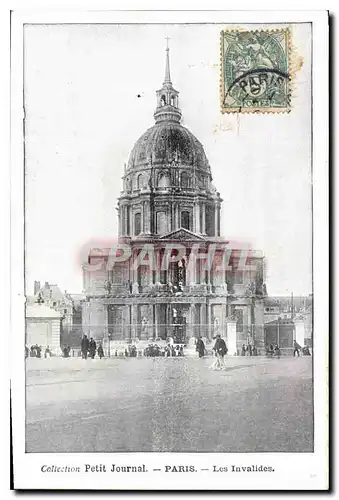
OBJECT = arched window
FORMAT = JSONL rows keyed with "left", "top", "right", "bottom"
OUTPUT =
{"left": 134, "top": 213, "right": 141, "bottom": 236}
{"left": 137, "top": 173, "right": 143, "bottom": 190}
{"left": 181, "top": 172, "right": 189, "bottom": 188}
{"left": 170, "top": 95, "right": 176, "bottom": 106}
{"left": 158, "top": 172, "right": 170, "bottom": 188}
{"left": 181, "top": 211, "right": 190, "bottom": 230}
{"left": 156, "top": 211, "right": 167, "bottom": 234}
{"left": 160, "top": 95, "right": 166, "bottom": 107}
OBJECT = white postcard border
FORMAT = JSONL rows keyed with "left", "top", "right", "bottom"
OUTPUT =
{"left": 10, "top": 8, "right": 329, "bottom": 490}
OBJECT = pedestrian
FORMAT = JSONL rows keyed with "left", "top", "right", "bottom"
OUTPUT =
{"left": 211, "top": 334, "right": 228, "bottom": 370}
{"left": 274, "top": 344, "right": 281, "bottom": 359}
{"left": 44, "top": 345, "right": 51, "bottom": 358}
{"left": 89, "top": 337, "right": 97, "bottom": 359}
{"left": 196, "top": 336, "right": 205, "bottom": 358}
{"left": 302, "top": 345, "right": 311, "bottom": 356}
{"left": 25, "top": 346, "right": 29, "bottom": 358}
{"left": 81, "top": 334, "right": 89, "bottom": 359}
{"left": 241, "top": 344, "right": 246, "bottom": 356}
{"left": 293, "top": 340, "right": 301, "bottom": 357}
{"left": 97, "top": 343, "right": 104, "bottom": 359}
{"left": 36, "top": 345, "right": 42, "bottom": 358}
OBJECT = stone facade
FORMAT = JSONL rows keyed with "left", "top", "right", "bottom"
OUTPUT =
{"left": 83, "top": 45, "right": 267, "bottom": 352}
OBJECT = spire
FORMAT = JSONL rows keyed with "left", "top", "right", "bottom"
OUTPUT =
{"left": 154, "top": 39, "right": 182, "bottom": 124}
{"left": 164, "top": 37, "right": 171, "bottom": 84}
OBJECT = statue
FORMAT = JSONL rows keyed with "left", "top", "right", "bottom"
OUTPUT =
{"left": 132, "top": 282, "right": 139, "bottom": 294}
{"left": 246, "top": 281, "right": 256, "bottom": 296}
{"left": 213, "top": 317, "right": 220, "bottom": 335}
{"left": 141, "top": 317, "right": 148, "bottom": 336}
{"left": 104, "top": 280, "right": 112, "bottom": 295}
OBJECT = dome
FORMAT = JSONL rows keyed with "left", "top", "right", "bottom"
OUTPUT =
{"left": 127, "top": 121, "right": 211, "bottom": 175}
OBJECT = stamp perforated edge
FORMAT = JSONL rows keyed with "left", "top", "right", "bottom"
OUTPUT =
{"left": 219, "top": 27, "right": 292, "bottom": 115}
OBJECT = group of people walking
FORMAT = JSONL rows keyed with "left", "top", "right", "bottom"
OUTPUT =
{"left": 25, "top": 344, "right": 51, "bottom": 358}
{"left": 241, "top": 344, "right": 258, "bottom": 356}
{"left": 144, "top": 343, "right": 184, "bottom": 357}
{"left": 195, "top": 335, "right": 228, "bottom": 370}
{"left": 81, "top": 335, "right": 104, "bottom": 359}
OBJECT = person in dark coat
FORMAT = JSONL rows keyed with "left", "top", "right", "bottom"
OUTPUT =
{"left": 302, "top": 345, "right": 311, "bottom": 356}
{"left": 293, "top": 340, "right": 301, "bottom": 357}
{"left": 196, "top": 336, "right": 205, "bottom": 358}
{"left": 97, "top": 343, "right": 104, "bottom": 359}
{"left": 81, "top": 335, "right": 89, "bottom": 359}
{"left": 212, "top": 335, "right": 228, "bottom": 370}
{"left": 274, "top": 344, "right": 281, "bottom": 359}
{"left": 241, "top": 344, "right": 246, "bottom": 356}
{"left": 89, "top": 337, "right": 96, "bottom": 359}
{"left": 25, "top": 346, "right": 29, "bottom": 358}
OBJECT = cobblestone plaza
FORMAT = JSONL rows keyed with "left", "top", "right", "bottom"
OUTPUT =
{"left": 26, "top": 355, "right": 313, "bottom": 453}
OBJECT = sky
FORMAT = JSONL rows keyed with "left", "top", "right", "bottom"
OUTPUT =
{"left": 24, "top": 23, "right": 312, "bottom": 296}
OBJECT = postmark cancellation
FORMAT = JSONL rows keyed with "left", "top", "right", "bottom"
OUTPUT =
{"left": 220, "top": 28, "right": 291, "bottom": 113}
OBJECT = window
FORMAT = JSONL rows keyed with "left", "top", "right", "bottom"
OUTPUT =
{"left": 136, "top": 174, "right": 143, "bottom": 190}
{"left": 64, "top": 309, "right": 67, "bottom": 314}
{"left": 134, "top": 213, "right": 141, "bottom": 235}
{"left": 170, "top": 95, "right": 176, "bottom": 106}
{"left": 181, "top": 211, "right": 190, "bottom": 230}
{"left": 233, "top": 269, "right": 244, "bottom": 284}
{"left": 160, "top": 95, "right": 166, "bottom": 106}
{"left": 156, "top": 211, "right": 167, "bottom": 234}
{"left": 158, "top": 172, "right": 170, "bottom": 188}
{"left": 181, "top": 172, "right": 189, "bottom": 188}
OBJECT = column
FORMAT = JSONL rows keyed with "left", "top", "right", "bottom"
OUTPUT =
{"left": 144, "top": 202, "right": 150, "bottom": 233}
{"left": 141, "top": 202, "right": 144, "bottom": 234}
{"left": 207, "top": 303, "right": 212, "bottom": 340}
{"left": 202, "top": 204, "right": 206, "bottom": 234}
{"left": 188, "top": 249, "right": 196, "bottom": 287}
{"left": 200, "top": 302, "right": 207, "bottom": 340}
{"left": 175, "top": 203, "right": 180, "bottom": 230}
{"left": 195, "top": 203, "right": 200, "bottom": 233}
{"left": 155, "top": 248, "right": 161, "bottom": 283}
{"left": 215, "top": 205, "right": 220, "bottom": 236}
{"left": 248, "top": 304, "right": 252, "bottom": 339}
{"left": 188, "top": 304, "right": 195, "bottom": 338}
{"left": 154, "top": 304, "right": 160, "bottom": 338}
{"left": 131, "top": 303, "right": 138, "bottom": 340}
{"left": 226, "top": 317, "right": 237, "bottom": 356}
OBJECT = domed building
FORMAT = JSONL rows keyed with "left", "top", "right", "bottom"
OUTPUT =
{"left": 82, "top": 44, "right": 266, "bottom": 354}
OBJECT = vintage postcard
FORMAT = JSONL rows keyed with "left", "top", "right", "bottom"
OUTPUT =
{"left": 10, "top": 9, "right": 328, "bottom": 491}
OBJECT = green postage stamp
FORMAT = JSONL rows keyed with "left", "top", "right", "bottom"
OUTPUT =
{"left": 220, "top": 29, "right": 291, "bottom": 113}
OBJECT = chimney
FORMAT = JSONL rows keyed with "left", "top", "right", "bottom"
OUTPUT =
{"left": 34, "top": 281, "right": 41, "bottom": 295}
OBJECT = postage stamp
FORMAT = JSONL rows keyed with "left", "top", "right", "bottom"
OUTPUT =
{"left": 220, "top": 29, "right": 291, "bottom": 113}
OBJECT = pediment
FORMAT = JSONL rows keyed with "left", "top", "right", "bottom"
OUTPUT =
{"left": 159, "top": 227, "right": 206, "bottom": 241}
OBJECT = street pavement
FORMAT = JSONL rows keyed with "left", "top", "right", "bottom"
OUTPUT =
{"left": 26, "top": 355, "right": 313, "bottom": 453}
